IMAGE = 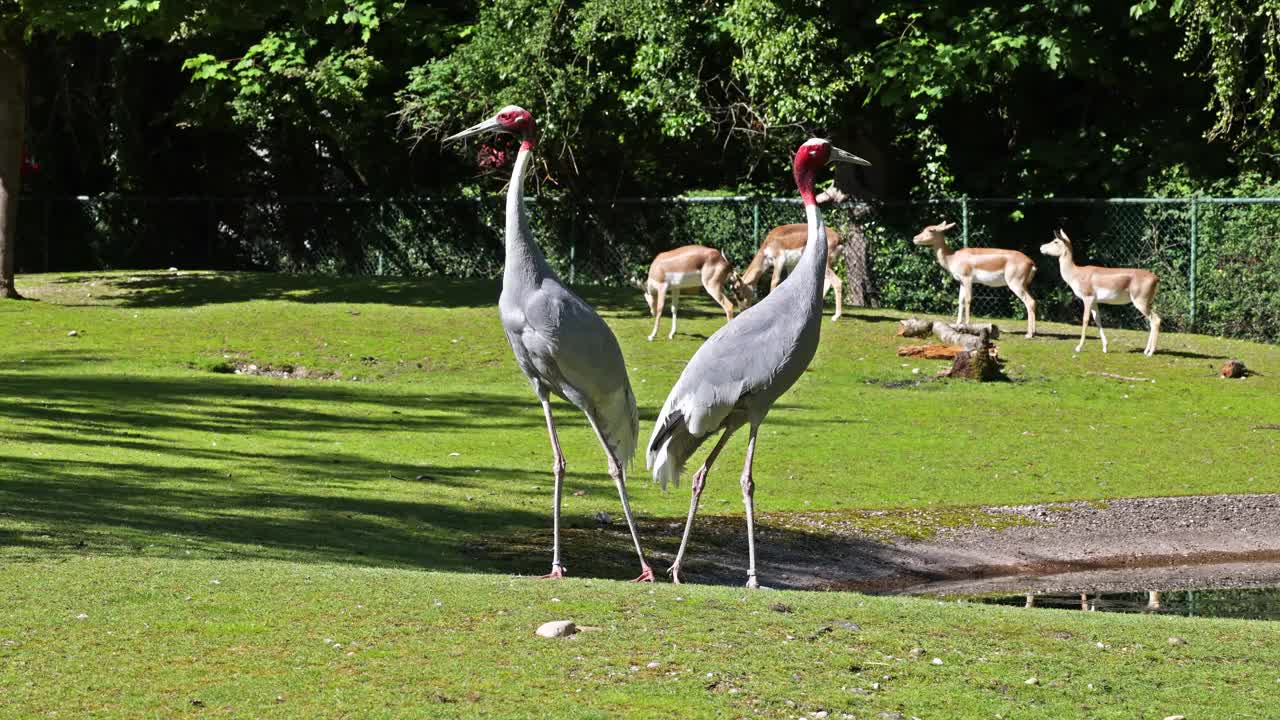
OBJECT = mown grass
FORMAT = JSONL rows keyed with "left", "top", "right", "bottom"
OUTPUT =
{"left": 4, "top": 558, "right": 1279, "bottom": 719}
{"left": 2, "top": 270, "right": 1279, "bottom": 717}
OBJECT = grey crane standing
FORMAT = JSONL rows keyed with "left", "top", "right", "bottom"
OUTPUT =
{"left": 446, "top": 106, "right": 654, "bottom": 582}
{"left": 647, "top": 138, "right": 870, "bottom": 588}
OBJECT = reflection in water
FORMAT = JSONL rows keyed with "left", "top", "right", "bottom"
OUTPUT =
{"left": 987, "top": 587, "right": 1280, "bottom": 620}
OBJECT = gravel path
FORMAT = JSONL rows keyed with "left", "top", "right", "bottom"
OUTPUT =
{"left": 669, "top": 494, "right": 1280, "bottom": 595}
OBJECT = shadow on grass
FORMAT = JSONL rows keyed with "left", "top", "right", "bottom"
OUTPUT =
{"left": 0, "top": 369, "right": 864, "bottom": 582}
{"left": 47, "top": 272, "right": 655, "bottom": 316}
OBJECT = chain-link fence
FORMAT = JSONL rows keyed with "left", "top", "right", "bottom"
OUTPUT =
{"left": 14, "top": 194, "right": 1280, "bottom": 342}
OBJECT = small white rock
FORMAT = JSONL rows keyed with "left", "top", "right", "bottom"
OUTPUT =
{"left": 813, "top": 712, "right": 830, "bottom": 719}
{"left": 1164, "top": 716, "right": 1186, "bottom": 720}
{"left": 535, "top": 620, "right": 577, "bottom": 638}
{"left": 646, "top": 661, "right": 660, "bottom": 668}
{"left": 1025, "top": 677, "right": 1039, "bottom": 685}
{"left": 67, "top": 330, "right": 79, "bottom": 337}
{"left": 931, "top": 658, "right": 943, "bottom": 665}
{"left": 75, "top": 613, "right": 88, "bottom": 620}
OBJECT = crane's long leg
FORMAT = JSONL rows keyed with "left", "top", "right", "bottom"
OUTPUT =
{"left": 539, "top": 397, "right": 567, "bottom": 578}
{"left": 585, "top": 418, "right": 654, "bottom": 582}
{"left": 669, "top": 426, "right": 737, "bottom": 585}
{"left": 740, "top": 423, "right": 761, "bottom": 589}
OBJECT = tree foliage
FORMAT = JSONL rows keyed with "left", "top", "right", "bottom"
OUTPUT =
{"left": 1134, "top": 0, "right": 1280, "bottom": 148}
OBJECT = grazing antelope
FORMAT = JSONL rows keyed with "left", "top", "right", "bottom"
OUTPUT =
{"left": 740, "top": 225, "right": 844, "bottom": 321}
{"left": 643, "top": 245, "right": 744, "bottom": 341}
{"left": 1040, "top": 228, "right": 1161, "bottom": 356}
{"left": 912, "top": 221, "right": 1038, "bottom": 338}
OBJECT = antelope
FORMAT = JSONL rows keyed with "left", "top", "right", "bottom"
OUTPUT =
{"left": 1040, "top": 228, "right": 1161, "bottom": 356}
{"left": 912, "top": 221, "right": 1038, "bottom": 338}
{"left": 740, "top": 225, "right": 844, "bottom": 321}
{"left": 643, "top": 245, "right": 744, "bottom": 341}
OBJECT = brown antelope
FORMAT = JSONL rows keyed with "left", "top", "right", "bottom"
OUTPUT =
{"left": 1040, "top": 228, "right": 1161, "bottom": 356}
{"left": 739, "top": 225, "right": 844, "bottom": 321}
{"left": 643, "top": 245, "right": 743, "bottom": 341}
{"left": 912, "top": 221, "right": 1038, "bottom": 338}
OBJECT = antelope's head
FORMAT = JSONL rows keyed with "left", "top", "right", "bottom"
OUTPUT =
{"left": 1040, "top": 228, "right": 1073, "bottom": 258}
{"left": 912, "top": 221, "right": 955, "bottom": 248}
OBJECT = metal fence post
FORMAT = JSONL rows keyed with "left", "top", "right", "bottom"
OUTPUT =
{"left": 961, "top": 197, "right": 969, "bottom": 248}
{"left": 752, "top": 201, "right": 760, "bottom": 246}
{"left": 206, "top": 197, "right": 215, "bottom": 267}
{"left": 1188, "top": 197, "right": 1198, "bottom": 329}
{"left": 568, "top": 204, "right": 576, "bottom": 284}
{"left": 43, "top": 197, "right": 51, "bottom": 272}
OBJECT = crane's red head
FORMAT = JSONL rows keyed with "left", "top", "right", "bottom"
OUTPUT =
{"left": 792, "top": 138, "right": 870, "bottom": 206}
{"left": 445, "top": 105, "right": 538, "bottom": 151}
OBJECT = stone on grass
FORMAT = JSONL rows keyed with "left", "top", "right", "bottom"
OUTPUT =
{"left": 535, "top": 620, "right": 577, "bottom": 638}
{"left": 1025, "top": 677, "right": 1039, "bottom": 685}
{"left": 930, "top": 657, "right": 943, "bottom": 665}
{"left": 1168, "top": 636, "right": 1186, "bottom": 646}
{"left": 67, "top": 330, "right": 79, "bottom": 337}
{"left": 1163, "top": 716, "right": 1186, "bottom": 720}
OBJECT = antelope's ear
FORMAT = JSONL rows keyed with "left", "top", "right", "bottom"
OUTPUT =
{"left": 939, "top": 220, "right": 956, "bottom": 231}
{"left": 1056, "top": 228, "right": 1073, "bottom": 245}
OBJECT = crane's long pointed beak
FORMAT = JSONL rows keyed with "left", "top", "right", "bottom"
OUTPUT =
{"left": 831, "top": 146, "right": 872, "bottom": 167}
{"left": 444, "top": 116, "right": 502, "bottom": 143}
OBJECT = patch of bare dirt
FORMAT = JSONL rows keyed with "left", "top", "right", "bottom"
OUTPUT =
{"left": 643, "top": 494, "right": 1280, "bottom": 595}
{"left": 232, "top": 362, "right": 338, "bottom": 380}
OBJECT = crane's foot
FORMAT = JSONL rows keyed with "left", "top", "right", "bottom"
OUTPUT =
{"left": 540, "top": 564, "right": 566, "bottom": 579}
{"left": 631, "top": 564, "right": 656, "bottom": 583}
{"left": 745, "top": 572, "right": 760, "bottom": 589}
{"left": 668, "top": 563, "right": 683, "bottom": 585}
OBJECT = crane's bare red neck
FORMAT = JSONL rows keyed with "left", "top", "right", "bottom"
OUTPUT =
{"left": 497, "top": 108, "right": 539, "bottom": 152}
{"left": 792, "top": 142, "right": 830, "bottom": 206}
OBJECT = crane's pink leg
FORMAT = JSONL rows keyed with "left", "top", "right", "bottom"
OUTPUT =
{"left": 585, "top": 416, "right": 654, "bottom": 582}
{"left": 669, "top": 427, "right": 737, "bottom": 584}
{"left": 608, "top": 457, "right": 655, "bottom": 582}
{"left": 740, "top": 424, "right": 761, "bottom": 589}
{"left": 539, "top": 397, "right": 567, "bottom": 579}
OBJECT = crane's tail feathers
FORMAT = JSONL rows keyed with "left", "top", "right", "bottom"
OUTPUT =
{"left": 593, "top": 382, "right": 639, "bottom": 471}
{"left": 646, "top": 409, "right": 711, "bottom": 490}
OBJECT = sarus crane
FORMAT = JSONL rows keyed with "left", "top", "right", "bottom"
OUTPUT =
{"left": 647, "top": 138, "right": 870, "bottom": 588}
{"left": 446, "top": 106, "right": 654, "bottom": 582}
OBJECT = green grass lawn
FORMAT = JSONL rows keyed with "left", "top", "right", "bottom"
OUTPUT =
{"left": 3, "top": 271, "right": 1279, "bottom": 718}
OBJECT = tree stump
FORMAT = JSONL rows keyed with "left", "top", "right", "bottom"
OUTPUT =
{"left": 896, "top": 317, "right": 1007, "bottom": 381}
{"left": 1220, "top": 359, "right": 1248, "bottom": 378}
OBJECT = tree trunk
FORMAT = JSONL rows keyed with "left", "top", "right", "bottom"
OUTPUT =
{"left": 0, "top": 33, "right": 25, "bottom": 299}
{"left": 840, "top": 220, "right": 871, "bottom": 307}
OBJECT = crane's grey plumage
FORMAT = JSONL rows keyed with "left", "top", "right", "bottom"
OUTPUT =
{"left": 446, "top": 106, "right": 653, "bottom": 582}
{"left": 647, "top": 138, "right": 870, "bottom": 588}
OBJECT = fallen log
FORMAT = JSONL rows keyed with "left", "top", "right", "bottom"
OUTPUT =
{"left": 897, "top": 344, "right": 965, "bottom": 360}
{"left": 897, "top": 318, "right": 1000, "bottom": 351}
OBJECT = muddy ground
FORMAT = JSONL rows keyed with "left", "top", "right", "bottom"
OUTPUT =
{"left": 651, "top": 493, "right": 1280, "bottom": 596}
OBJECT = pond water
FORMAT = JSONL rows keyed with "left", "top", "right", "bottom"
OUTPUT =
{"left": 979, "top": 587, "right": 1280, "bottom": 621}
